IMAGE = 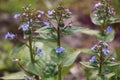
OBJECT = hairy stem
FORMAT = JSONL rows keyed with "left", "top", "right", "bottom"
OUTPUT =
{"left": 99, "top": 52, "right": 103, "bottom": 74}
{"left": 57, "top": 24, "right": 62, "bottom": 80}
{"left": 29, "top": 35, "right": 34, "bottom": 63}
{"left": 57, "top": 27, "right": 61, "bottom": 46}
{"left": 57, "top": 9, "right": 62, "bottom": 80}
{"left": 58, "top": 64, "right": 61, "bottom": 80}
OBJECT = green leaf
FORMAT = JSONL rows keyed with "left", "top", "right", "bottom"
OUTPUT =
{"left": 78, "top": 28, "right": 99, "bottom": 36}
{"left": 61, "top": 50, "right": 80, "bottom": 67}
{"left": 1, "top": 71, "right": 24, "bottom": 79}
{"left": 105, "top": 62, "right": 120, "bottom": 67}
{"left": 62, "top": 27, "right": 83, "bottom": 35}
{"left": 35, "top": 27, "right": 57, "bottom": 41}
{"left": 61, "top": 64, "right": 74, "bottom": 77}
{"left": 96, "top": 75, "right": 106, "bottom": 80}
{"left": 105, "top": 72, "right": 115, "bottom": 79}
{"left": 10, "top": 42, "right": 25, "bottom": 58}
{"left": 43, "top": 77, "right": 57, "bottom": 80}
{"left": 90, "top": 11, "right": 120, "bottom": 25}
{"left": 104, "top": 30, "right": 115, "bottom": 42}
{"left": 94, "top": 30, "right": 115, "bottom": 42}
{"left": 62, "top": 27, "right": 100, "bottom": 36}
{"left": 26, "top": 62, "right": 40, "bottom": 75}
{"left": 80, "top": 62, "right": 96, "bottom": 69}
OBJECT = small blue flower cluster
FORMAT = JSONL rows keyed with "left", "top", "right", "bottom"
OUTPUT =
{"left": 43, "top": 22, "right": 50, "bottom": 27}
{"left": 89, "top": 56, "right": 96, "bottom": 63}
{"left": 37, "top": 48, "right": 43, "bottom": 56}
{"left": 47, "top": 7, "right": 72, "bottom": 24}
{"left": 37, "top": 10, "right": 44, "bottom": 15}
{"left": 14, "top": 13, "right": 20, "bottom": 19}
{"left": 105, "top": 68, "right": 109, "bottom": 73}
{"left": 55, "top": 46, "right": 64, "bottom": 53}
{"left": 48, "top": 10, "right": 55, "bottom": 16}
{"left": 13, "top": 5, "right": 46, "bottom": 32}
{"left": 19, "top": 23, "right": 29, "bottom": 31}
{"left": 91, "top": 41, "right": 110, "bottom": 55}
{"left": 106, "top": 26, "right": 112, "bottom": 32}
{"left": 5, "top": 32, "right": 15, "bottom": 39}
{"left": 28, "top": 77, "right": 34, "bottom": 80}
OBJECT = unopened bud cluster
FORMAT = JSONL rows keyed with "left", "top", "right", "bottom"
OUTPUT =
{"left": 93, "top": 0, "right": 116, "bottom": 22}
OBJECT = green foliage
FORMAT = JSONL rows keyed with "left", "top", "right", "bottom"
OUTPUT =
{"left": 3, "top": 0, "right": 120, "bottom": 79}
{"left": 35, "top": 27, "right": 57, "bottom": 42}
{"left": 0, "top": 41, "right": 18, "bottom": 70}
{"left": 104, "top": 62, "right": 120, "bottom": 67}
{"left": 1, "top": 71, "right": 24, "bottom": 80}
{"left": 10, "top": 41, "right": 80, "bottom": 79}
{"left": 97, "top": 30, "right": 115, "bottom": 42}
{"left": 104, "top": 72, "right": 115, "bottom": 79}
{"left": 78, "top": 27, "right": 115, "bottom": 43}
{"left": 80, "top": 62, "right": 97, "bottom": 69}
{"left": 10, "top": 42, "right": 25, "bottom": 58}
{"left": 90, "top": 11, "right": 120, "bottom": 25}
{"left": 103, "top": 30, "right": 115, "bottom": 42}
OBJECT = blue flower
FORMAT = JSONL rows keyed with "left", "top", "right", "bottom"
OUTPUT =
{"left": 19, "top": 23, "right": 29, "bottom": 31}
{"left": 14, "top": 13, "right": 20, "bottom": 19}
{"left": 30, "top": 19, "right": 33, "bottom": 22}
{"left": 93, "top": 2, "right": 102, "bottom": 9}
{"left": 37, "top": 10, "right": 44, "bottom": 14}
{"left": 65, "top": 9, "right": 72, "bottom": 15}
{"left": 107, "top": 26, "right": 112, "bottom": 32}
{"left": 109, "top": 10, "right": 114, "bottom": 15}
{"left": 102, "top": 48, "right": 110, "bottom": 55}
{"left": 37, "top": 49, "right": 43, "bottom": 56}
{"left": 91, "top": 45, "right": 97, "bottom": 52}
{"left": 103, "top": 42, "right": 109, "bottom": 48}
{"left": 43, "top": 22, "right": 49, "bottom": 26}
{"left": 28, "top": 77, "right": 34, "bottom": 80}
{"left": 5, "top": 32, "right": 15, "bottom": 39}
{"left": 89, "top": 56, "right": 96, "bottom": 63}
{"left": 105, "top": 68, "right": 109, "bottom": 73}
{"left": 48, "top": 10, "right": 55, "bottom": 15}
{"left": 55, "top": 46, "right": 64, "bottom": 53}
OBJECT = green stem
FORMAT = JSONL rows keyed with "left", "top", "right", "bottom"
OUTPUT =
{"left": 29, "top": 35, "right": 34, "bottom": 63}
{"left": 57, "top": 27, "right": 61, "bottom": 46}
{"left": 58, "top": 64, "right": 61, "bottom": 80}
{"left": 56, "top": 7, "right": 63, "bottom": 80}
{"left": 99, "top": 52, "right": 103, "bottom": 75}
{"left": 57, "top": 25, "right": 62, "bottom": 80}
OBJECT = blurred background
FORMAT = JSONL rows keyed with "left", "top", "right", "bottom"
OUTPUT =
{"left": 0, "top": 0, "right": 120, "bottom": 80}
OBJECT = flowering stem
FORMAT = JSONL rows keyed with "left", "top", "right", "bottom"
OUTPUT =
{"left": 57, "top": 27, "right": 61, "bottom": 46}
{"left": 56, "top": 9, "right": 62, "bottom": 80}
{"left": 99, "top": 52, "right": 103, "bottom": 74}
{"left": 29, "top": 35, "right": 34, "bottom": 63}
{"left": 57, "top": 23, "right": 62, "bottom": 80}
{"left": 58, "top": 64, "right": 61, "bottom": 80}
